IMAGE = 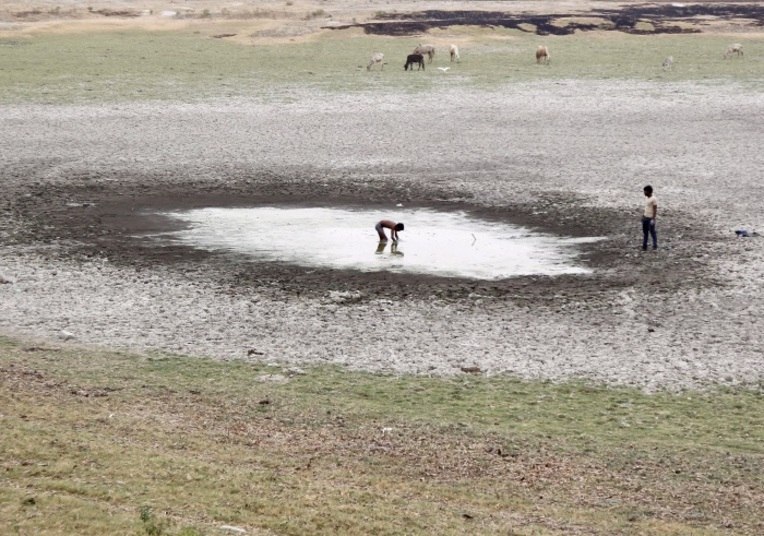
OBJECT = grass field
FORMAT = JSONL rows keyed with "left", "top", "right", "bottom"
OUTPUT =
{"left": 1, "top": 337, "right": 762, "bottom": 535}
{"left": 1, "top": 27, "right": 763, "bottom": 103}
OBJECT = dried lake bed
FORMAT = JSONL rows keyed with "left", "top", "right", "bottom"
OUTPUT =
{"left": 2, "top": 81, "right": 763, "bottom": 391}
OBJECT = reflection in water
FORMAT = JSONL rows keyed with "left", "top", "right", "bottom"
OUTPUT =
{"left": 161, "top": 206, "right": 603, "bottom": 280}
{"left": 375, "top": 241, "right": 404, "bottom": 256}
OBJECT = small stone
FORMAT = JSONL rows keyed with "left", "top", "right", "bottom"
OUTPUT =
{"left": 220, "top": 526, "right": 247, "bottom": 534}
{"left": 59, "top": 330, "right": 76, "bottom": 341}
{"left": 255, "top": 374, "right": 287, "bottom": 384}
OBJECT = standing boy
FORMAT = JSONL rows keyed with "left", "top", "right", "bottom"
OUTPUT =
{"left": 642, "top": 185, "right": 658, "bottom": 250}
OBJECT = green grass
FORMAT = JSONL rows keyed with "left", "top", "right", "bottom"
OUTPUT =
{"left": 0, "top": 28, "right": 762, "bottom": 104}
{"left": 1, "top": 336, "right": 762, "bottom": 535}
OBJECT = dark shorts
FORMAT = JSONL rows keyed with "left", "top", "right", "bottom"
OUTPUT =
{"left": 375, "top": 222, "right": 387, "bottom": 240}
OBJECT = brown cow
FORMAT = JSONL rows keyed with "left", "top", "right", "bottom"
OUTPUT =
{"left": 536, "top": 45, "right": 550, "bottom": 65}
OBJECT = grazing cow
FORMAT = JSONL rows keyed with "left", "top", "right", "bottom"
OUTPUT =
{"left": 662, "top": 55, "right": 674, "bottom": 70}
{"left": 404, "top": 53, "right": 425, "bottom": 71}
{"left": 367, "top": 52, "right": 384, "bottom": 71}
{"left": 449, "top": 44, "right": 460, "bottom": 63}
{"left": 535, "top": 45, "right": 550, "bottom": 65}
{"left": 413, "top": 44, "right": 436, "bottom": 63}
{"left": 724, "top": 43, "right": 743, "bottom": 59}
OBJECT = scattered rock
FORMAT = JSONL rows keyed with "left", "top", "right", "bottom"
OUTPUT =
{"left": 22, "top": 346, "right": 56, "bottom": 352}
{"left": 70, "top": 388, "right": 109, "bottom": 397}
{"left": 58, "top": 330, "right": 75, "bottom": 341}
{"left": 255, "top": 374, "right": 288, "bottom": 383}
{"left": 324, "top": 290, "right": 363, "bottom": 304}
{"left": 735, "top": 228, "right": 758, "bottom": 237}
{"left": 219, "top": 526, "right": 247, "bottom": 534}
{"left": 494, "top": 447, "right": 516, "bottom": 458}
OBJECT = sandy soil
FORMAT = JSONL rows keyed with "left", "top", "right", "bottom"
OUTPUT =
{"left": 4, "top": 1, "right": 764, "bottom": 39}
{"left": 2, "top": 4, "right": 764, "bottom": 392}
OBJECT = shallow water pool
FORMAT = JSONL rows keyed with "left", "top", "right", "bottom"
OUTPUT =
{"left": 161, "top": 206, "right": 602, "bottom": 280}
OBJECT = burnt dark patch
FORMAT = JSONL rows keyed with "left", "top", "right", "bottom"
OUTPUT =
{"left": 87, "top": 8, "right": 140, "bottom": 18}
{"left": 324, "top": 4, "right": 764, "bottom": 36}
{"left": 12, "top": 10, "right": 43, "bottom": 18}
{"left": 370, "top": 10, "right": 599, "bottom": 36}
{"left": 605, "top": 2, "right": 764, "bottom": 21}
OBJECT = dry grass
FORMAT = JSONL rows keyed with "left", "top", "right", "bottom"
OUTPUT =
{"left": 1, "top": 336, "right": 762, "bottom": 535}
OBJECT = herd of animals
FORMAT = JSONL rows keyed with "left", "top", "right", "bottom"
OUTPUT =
{"left": 366, "top": 42, "right": 746, "bottom": 72}
{"left": 660, "top": 42, "right": 743, "bottom": 71}
{"left": 366, "top": 43, "right": 465, "bottom": 71}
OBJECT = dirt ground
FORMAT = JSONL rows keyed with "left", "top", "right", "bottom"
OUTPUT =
{"left": 4, "top": 0, "right": 764, "bottom": 38}
{"left": 1, "top": 2, "right": 763, "bottom": 391}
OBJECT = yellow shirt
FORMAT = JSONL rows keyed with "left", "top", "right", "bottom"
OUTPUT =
{"left": 644, "top": 195, "right": 657, "bottom": 218}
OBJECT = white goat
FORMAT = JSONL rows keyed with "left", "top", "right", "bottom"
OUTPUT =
{"left": 724, "top": 43, "right": 743, "bottom": 59}
{"left": 449, "top": 44, "right": 460, "bottom": 63}
{"left": 367, "top": 52, "right": 384, "bottom": 71}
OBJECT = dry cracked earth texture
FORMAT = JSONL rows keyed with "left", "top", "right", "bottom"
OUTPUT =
{"left": 1, "top": 2, "right": 763, "bottom": 391}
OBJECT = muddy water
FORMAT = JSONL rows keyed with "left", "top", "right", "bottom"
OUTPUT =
{"left": 161, "top": 206, "right": 602, "bottom": 280}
